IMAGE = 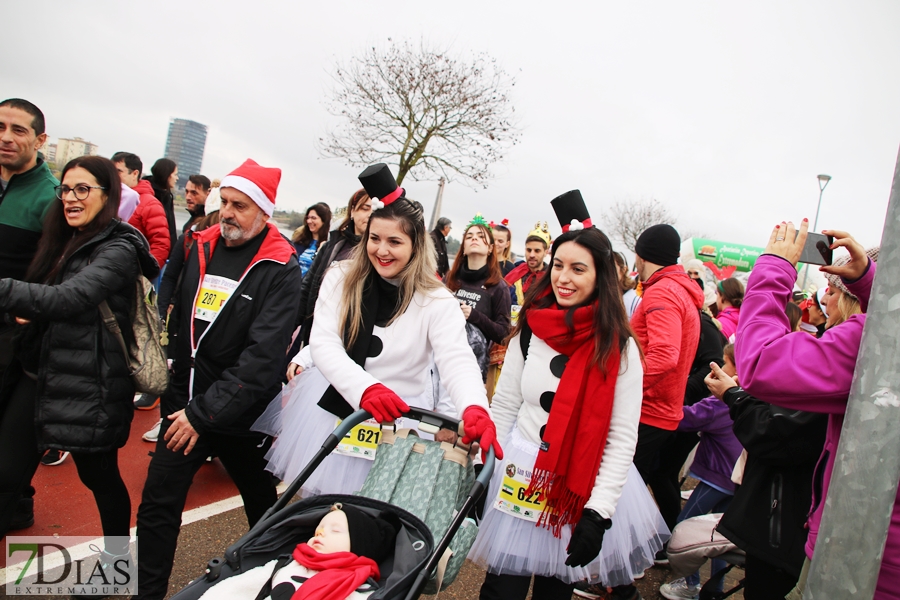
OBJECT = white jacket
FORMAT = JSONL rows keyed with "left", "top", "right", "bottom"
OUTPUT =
{"left": 310, "top": 264, "right": 490, "bottom": 417}
{"left": 490, "top": 332, "right": 643, "bottom": 519}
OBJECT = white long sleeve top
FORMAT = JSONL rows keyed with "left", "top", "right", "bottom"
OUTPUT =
{"left": 310, "top": 264, "right": 490, "bottom": 417}
{"left": 490, "top": 332, "right": 643, "bottom": 519}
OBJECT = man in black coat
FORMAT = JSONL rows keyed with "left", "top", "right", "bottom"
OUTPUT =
{"left": 135, "top": 159, "right": 301, "bottom": 600}
{"left": 430, "top": 216, "right": 451, "bottom": 277}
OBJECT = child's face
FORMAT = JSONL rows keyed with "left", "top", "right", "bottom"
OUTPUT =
{"left": 722, "top": 355, "right": 737, "bottom": 378}
{"left": 308, "top": 510, "right": 351, "bottom": 554}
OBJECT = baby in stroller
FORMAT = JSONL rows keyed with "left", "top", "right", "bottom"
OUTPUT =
{"left": 198, "top": 503, "right": 400, "bottom": 600}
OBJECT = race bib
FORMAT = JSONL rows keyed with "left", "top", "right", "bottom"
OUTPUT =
{"left": 510, "top": 304, "right": 521, "bottom": 326}
{"left": 334, "top": 418, "right": 383, "bottom": 460}
{"left": 494, "top": 460, "right": 547, "bottom": 522}
{"left": 194, "top": 275, "right": 239, "bottom": 323}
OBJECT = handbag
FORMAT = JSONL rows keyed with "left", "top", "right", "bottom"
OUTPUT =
{"left": 99, "top": 275, "right": 169, "bottom": 396}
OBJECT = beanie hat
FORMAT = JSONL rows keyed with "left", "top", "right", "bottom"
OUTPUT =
{"left": 635, "top": 224, "right": 681, "bottom": 267}
{"left": 824, "top": 247, "right": 879, "bottom": 300}
{"left": 358, "top": 163, "right": 404, "bottom": 210}
{"left": 341, "top": 505, "right": 400, "bottom": 565}
{"left": 550, "top": 190, "right": 592, "bottom": 232}
{"left": 219, "top": 159, "right": 281, "bottom": 217}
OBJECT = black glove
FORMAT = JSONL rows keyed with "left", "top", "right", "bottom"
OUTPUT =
{"left": 565, "top": 509, "right": 612, "bottom": 567}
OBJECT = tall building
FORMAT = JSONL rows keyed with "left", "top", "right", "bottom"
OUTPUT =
{"left": 41, "top": 142, "right": 57, "bottom": 164}
{"left": 56, "top": 137, "right": 98, "bottom": 165}
{"left": 164, "top": 118, "right": 208, "bottom": 189}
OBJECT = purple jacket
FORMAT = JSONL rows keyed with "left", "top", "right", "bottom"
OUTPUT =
{"left": 736, "top": 254, "right": 900, "bottom": 599}
{"left": 678, "top": 395, "right": 743, "bottom": 493}
{"left": 716, "top": 306, "right": 740, "bottom": 341}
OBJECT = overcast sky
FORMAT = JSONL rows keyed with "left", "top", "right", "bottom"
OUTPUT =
{"left": 9, "top": 0, "right": 899, "bottom": 277}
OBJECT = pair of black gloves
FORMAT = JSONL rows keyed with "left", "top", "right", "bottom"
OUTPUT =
{"left": 565, "top": 509, "right": 612, "bottom": 567}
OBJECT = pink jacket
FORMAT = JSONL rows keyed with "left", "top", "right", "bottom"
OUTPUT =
{"left": 716, "top": 306, "right": 740, "bottom": 341}
{"left": 736, "top": 254, "right": 899, "bottom": 599}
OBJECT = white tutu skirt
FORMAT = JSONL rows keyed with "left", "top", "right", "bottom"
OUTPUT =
{"left": 468, "top": 427, "right": 670, "bottom": 586}
{"left": 252, "top": 367, "right": 437, "bottom": 497}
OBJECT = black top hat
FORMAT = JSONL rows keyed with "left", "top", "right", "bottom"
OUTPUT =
{"left": 551, "top": 190, "right": 593, "bottom": 232}
{"left": 358, "top": 164, "right": 404, "bottom": 208}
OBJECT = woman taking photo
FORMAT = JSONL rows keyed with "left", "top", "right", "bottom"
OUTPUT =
{"left": 147, "top": 157, "right": 178, "bottom": 246}
{"left": 0, "top": 156, "right": 158, "bottom": 560}
{"left": 292, "top": 202, "right": 332, "bottom": 278}
{"left": 286, "top": 189, "right": 373, "bottom": 376}
{"left": 470, "top": 192, "right": 665, "bottom": 600}
{"left": 443, "top": 215, "right": 511, "bottom": 382}
{"left": 258, "top": 164, "right": 501, "bottom": 496}
{"left": 714, "top": 277, "right": 744, "bottom": 341}
{"left": 492, "top": 219, "right": 515, "bottom": 276}
{"left": 731, "top": 220, "right": 895, "bottom": 599}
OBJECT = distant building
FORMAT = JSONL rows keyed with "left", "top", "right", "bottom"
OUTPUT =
{"left": 41, "top": 142, "right": 57, "bottom": 164}
{"left": 56, "top": 137, "right": 99, "bottom": 165}
{"left": 164, "top": 118, "right": 208, "bottom": 189}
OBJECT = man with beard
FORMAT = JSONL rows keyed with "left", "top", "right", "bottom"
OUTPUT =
{"left": 182, "top": 174, "right": 210, "bottom": 233}
{"left": 135, "top": 159, "right": 301, "bottom": 600}
{"left": 503, "top": 222, "right": 551, "bottom": 305}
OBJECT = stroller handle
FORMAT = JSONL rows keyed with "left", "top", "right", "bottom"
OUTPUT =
{"left": 267, "top": 407, "right": 496, "bottom": 518}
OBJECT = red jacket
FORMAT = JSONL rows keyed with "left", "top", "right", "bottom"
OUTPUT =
{"left": 630, "top": 265, "right": 704, "bottom": 430}
{"left": 128, "top": 180, "right": 172, "bottom": 269}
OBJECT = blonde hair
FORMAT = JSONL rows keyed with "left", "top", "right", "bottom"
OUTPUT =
{"left": 339, "top": 199, "right": 440, "bottom": 348}
{"left": 829, "top": 290, "right": 862, "bottom": 328}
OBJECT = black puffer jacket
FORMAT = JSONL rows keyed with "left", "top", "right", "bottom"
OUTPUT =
{"left": 0, "top": 220, "right": 159, "bottom": 453}
{"left": 717, "top": 386, "right": 828, "bottom": 577}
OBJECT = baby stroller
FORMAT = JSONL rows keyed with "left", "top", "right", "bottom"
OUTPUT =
{"left": 666, "top": 513, "right": 746, "bottom": 599}
{"left": 169, "top": 407, "right": 496, "bottom": 600}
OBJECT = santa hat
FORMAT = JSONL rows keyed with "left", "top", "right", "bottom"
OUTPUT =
{"left": 550, "top": 190, "right": 593, "bottom": 232}
{"left": 219, "top": 159, "right": 281, "bottom": 217}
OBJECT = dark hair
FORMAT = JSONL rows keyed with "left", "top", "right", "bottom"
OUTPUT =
{"left": 0, "top": 98, "right": 45, "bottom": 136}
{"left": 188, "top": 174, "right": 211, "bottom": 191}
{"left": 444, "top": 223, "right": 504, "bottom": 291}
{"left": 510, "top": 228, "right": 636, "bottom": 374}
{"left": 525, "top": 234, "right": 548, "bottom": 249}
{"left": 295, "top": 202, "right": 332, "bottom": 245}
{"left": 26, "top": 156, "right": 122, "bottom": 284}
{"left": 150, "top": 158, "right": 177, "bottom": 191}
{"left": 110, "top": 151, "right": 142, "bottom": 175}
{"left": 435, "top": 217, "right": 451, "bottom": 232}
{"left": 339, "top": 189, "right": 371, "bottom": 233}
{"left": 717, "top": 278, "right": 744, "bottom": 308}
{"left": 612, "top": 251, "right": 637, "bottom": 292}
{"left": 784, "top": 302, "right": 802, "bottom": 332}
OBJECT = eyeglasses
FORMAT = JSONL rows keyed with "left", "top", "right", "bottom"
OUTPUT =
{"left": 55, "top": 184, "right": 107, "bottom": 200}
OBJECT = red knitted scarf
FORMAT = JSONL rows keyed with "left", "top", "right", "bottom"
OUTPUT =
{"left": 290, "top": 543, "right": 380, "bottom": 600}
{"left": 525, "top": 302, "right": 621, "bottom": 536}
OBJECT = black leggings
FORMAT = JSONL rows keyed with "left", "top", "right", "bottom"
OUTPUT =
{"left": 0, "top": 373, "right": 131, "bottom": 552}
{"left": 480, "top": 572, "right": 574, "bottom": 600}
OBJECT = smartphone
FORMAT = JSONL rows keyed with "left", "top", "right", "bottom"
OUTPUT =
{"left": 796, "top": 232, "right": 833, "bottom": 266}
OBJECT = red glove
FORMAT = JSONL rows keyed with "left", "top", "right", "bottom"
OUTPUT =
{"left": 360, "top": 383, "right": 410, "bottom": 422}
{"left": 462, "top": 406, "right": 504, "bottom": 461}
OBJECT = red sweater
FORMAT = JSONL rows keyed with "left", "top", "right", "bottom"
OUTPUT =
{"left": 630, "top": 265, "right": 704, "bottom": 430}
{"left": 128, "top": 180, "right": 172, "bottom": 269}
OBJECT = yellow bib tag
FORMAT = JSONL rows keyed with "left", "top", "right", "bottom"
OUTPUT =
{"left": 334, "top": 418, "right": 382, "bottom": 460}
{"left": 494, "top": 460, "right": 548, "bottom": 522}
{"left": 194, "top": 275, "right": 239, "bottom": 323}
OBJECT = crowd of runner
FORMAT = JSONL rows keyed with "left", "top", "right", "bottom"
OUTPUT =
{"left": 0, "top": 97, "right": 896, "bottom": 600}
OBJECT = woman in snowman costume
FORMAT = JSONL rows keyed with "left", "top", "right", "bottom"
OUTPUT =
{"left": 256, "top": 164, "right": 501, "bottom": 496}
{"left": 470, "top": 191, "right": 667, "bottom": 599}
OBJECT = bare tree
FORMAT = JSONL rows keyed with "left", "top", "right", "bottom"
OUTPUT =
{"left": 602, "top": 198, "right": 678, "bottom": 252}
{"left": 318, "top": 40, "right": 520, "bottom": 187}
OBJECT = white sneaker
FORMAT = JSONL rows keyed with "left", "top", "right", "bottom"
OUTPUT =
{"left": 142, "top": 419, "right": 162, "bottom": 443}
{"left": 659, "top": 577, "right": 700, "bottom": 600}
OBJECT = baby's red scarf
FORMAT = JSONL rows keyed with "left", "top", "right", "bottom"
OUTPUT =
{"left": 291, "top": 543, "right": 379, "bottom": 600}
{"left": 525, "top": 302, "right": 621, "bottom": 536}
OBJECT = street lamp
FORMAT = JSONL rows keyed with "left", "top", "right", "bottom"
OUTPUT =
{"left": 801, "top": 174, "right": 832, "bottom": 290}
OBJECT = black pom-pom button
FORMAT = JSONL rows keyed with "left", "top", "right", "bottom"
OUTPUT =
{"left": 540, "top": 391, "right": 555, "bottom": 412}
{"left": 550, "top": 354, "right": 568, "bottom": 378}
{"left": 367, "top": 336, "right": 384, "bottom": 358}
